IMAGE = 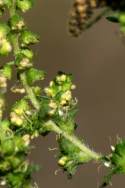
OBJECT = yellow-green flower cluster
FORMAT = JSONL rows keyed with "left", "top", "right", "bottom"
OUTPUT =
{"left": 15, "top": 48, "right": 33, "bottom": 70}
{"left": 9, "top": 14, "right": 25, "bottom": 31}
{"left": 20, "top": 30, "right": 39, "bottom": 47}
{"left": 0, "top": 120, "right": 32, "bottom": 187}
{"left": 0, "top": 23, "right": 12, "bottom": 55}
{"left": 10, "top": 99, "right": 31, "bottom": 127}
{"left": 11, "top": 82, "right": 25, "bottom": 94}
{"left": 44, "top": 73, "right": 76, "bottom": 117}
{"left": 58, "top": 150, "right": 91, "bottom": 176}
{"left": 17, "top": 0, "right": 34, "bottom": 13}
{"left": 0, "top": 63, "right": 12, "bottom": 94}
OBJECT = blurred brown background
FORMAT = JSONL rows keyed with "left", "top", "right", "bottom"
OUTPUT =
{"left": 19, "top": 0, "right": 125, "bottom": 187}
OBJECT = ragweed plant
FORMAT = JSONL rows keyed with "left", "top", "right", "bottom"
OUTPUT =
{"left": 0, "top": 0, "right": 125, "bottom": 188}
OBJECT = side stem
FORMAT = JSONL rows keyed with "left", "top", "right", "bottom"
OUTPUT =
{"left": 44, "top": 120, "right": 101, "bottom": 161}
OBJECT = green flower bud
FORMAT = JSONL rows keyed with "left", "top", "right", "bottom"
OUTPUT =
{"left": 0, "top": 160, "right": 10, "bottom": 172}
{"left": 48, "top": 109, "right": 56, "bottom": 116}
{"left": 2, "top": 63, "right": 12, "bottom": 80}
{"left": 101, "top": 139, "right": 125, "bottom": 187}
{"left": 111, "top": 139, "right": 125, "bottom": 174}
{"left": 58, "top": 156, "right": 68, "bottom": 166}
{"left": 16, "top": 0, "right": 34, "bottom": 12}
{"left": 61, "top": 90, "right": 72, "bottom": 101}
{"left": 21, "top": 48, "right": 34, "bottom": 59}
{"left": 8, "top": 156, "right": 24, "bottom": 169}
{"left": 1, "top": 139, "right": 15, "bottom": 155}
{"left": 31, "top": 130, "right": 39, "bottom": 139}
{"left": 10, "top": 112, "right": 24, "bottom": 126}
{"left": 10, "top": 99, "right": 30, "bottom": 126}
{"left": 0, "top": 120, "right": 10, "bottom": 129}
{"left": 15, "top": 53, "right": 33, "bottom": 69}
{"left": 12, "top": 99, "right": 29, "bottom": 115}
{"left": 14, "top": 136, "right": 28, "bottom": 152}
{"left": 19, "top": 58, "right": 32, "bottom": 69}
{"left": 0, "top": 39, "right": 12, "bottom": 56}
{"left": 32, "top": 86, "right": 41, "bottom": 96}
{"left": 15, "top": 49, "right": 33, "bottom": 69}
{"left": 56, "top": 74, "right": 67, "bottom": 82}
{"left": 49, "top": 100, "right": 57, "bottom": 109}
{"left": 0, "top": 23, "right": 10, "bottom": 38}
{"left": 26, "top": 68, "right": 45, "bottom": 85}
{"left": 22, "top": 134, "right": 30, "bottom": 146}
{"left": 44, "top": 87, "right": 56, "bottom": 97}
{"left": 9, "top": 14, "right": 25, "bottom": 31}
{"left": 20, "top": 30, "right": 39, "bottom": 46}
{"left": 7, "top": 173, "right": 25, "bottom": 187}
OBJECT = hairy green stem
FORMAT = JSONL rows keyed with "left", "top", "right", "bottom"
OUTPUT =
{"left": 10, "top": 0, "right": 16, "bottom": 16}
{"left": 43, "top": 120, "right": 101, "bottom": 161}
{"left": 10, "top": 0, "right": 40, "bottom": 111}
{"left": 20, "top": 73, "right": 40, "bottom": 110}
{"left": 12, "top": 35, "right": 40, "bottom": 110}
{"left": 12, "top": 35, "right": 20, "bottom": 55}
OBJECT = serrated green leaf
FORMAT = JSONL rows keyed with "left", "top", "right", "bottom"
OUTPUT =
{"left": 3, "top": 63, "right": 12, "bottom": 79}
{"left": 16, "top": 0, "right": 34, "bottom": 12}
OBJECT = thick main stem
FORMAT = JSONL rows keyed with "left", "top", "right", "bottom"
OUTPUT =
{"left": 44, "top": 120, "right": 101, "bottom": 161}
{"left": 10, "top": 0, "right": 40, "bottom": 111}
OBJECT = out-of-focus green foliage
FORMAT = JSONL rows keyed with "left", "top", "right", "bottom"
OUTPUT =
{"left": 69, "top": 0, "right": 125, "bottom": 37}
